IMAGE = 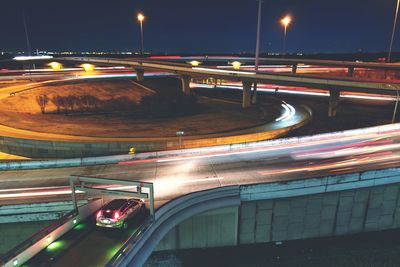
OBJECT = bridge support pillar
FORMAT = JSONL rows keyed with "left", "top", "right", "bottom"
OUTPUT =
{"left": 251, "top": 83, "right": 258, "bottom": 104}
{"left": 136, "top": 69, "right": 145, "bottom": 82}
{"left": 328, "top": 89, "right": 340, "bottom": 117}
{"left": 181, "top": 75, "right": 191, "bottom": 96}
{"left": 292, "top": 64, "right": 298, "bottom": 74}
{"left": 347, "top": 67, "right": 354, "bottom": 77}
{"left": 242, "top": 81, "right": 252, "bottom": 109}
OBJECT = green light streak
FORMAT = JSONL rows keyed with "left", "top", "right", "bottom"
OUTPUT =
{"left": 74, "top": 223, "right": 86, "bottom": 231}
{"left": 106, "top": 244, "right": 123, "bottom": 260}
{"left": 46, "top": 240, "right": 65, "bottom": 252}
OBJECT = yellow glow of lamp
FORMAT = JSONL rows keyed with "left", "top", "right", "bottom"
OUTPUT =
{"left": 81, "top": 63, "right": 95, "bottom": 72}
{"left": 189, "top": 60, "right": 201, "bottom": 66}
{"left": 48, "top": 62, "right": 62, "bottom": 71}
{"left": 281, "top": 16, "right": 292, "bottom": 28}
{"left": 231, "top": 61, "right": 242, "bottom": 70}
{"left": 137, "top": 13, "right": 145, "bottom": 22}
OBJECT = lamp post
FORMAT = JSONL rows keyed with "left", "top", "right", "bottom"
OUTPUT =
{"left": 280, "top": 15, "right": 292, "bottom": 55}
{"left": 388, "top": 0, "right": 400, "bottom": 62}
{"left": 392, "top": 89, "right": 399, "bottom": 123}
{"left": 176, "top": 131, "right": 185, "bottom": 149}
{"left": 137, "top": 13, "right": 145, "bottom": 57}
{"left": 253, "top": 0, "right": 263, "bottom": 104}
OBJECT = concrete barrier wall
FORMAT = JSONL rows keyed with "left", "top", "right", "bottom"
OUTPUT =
{"left": 0, "top": 126, "right": 298, "bottom": 159}
{"left": 0, "top": 200, "right": 88, "bottom": 223}
{"left": 2, "top": 199, "right": 103, "bottom": 267}
{"left": 0, "top": 154, "right": 137, "bottom": 170}
{"left": 239, "top": 183, "right": 400, "bottom": 244}
{"left": 155, "top": 206, "right": 239, "bottom": 251}
{"left": 0, "top": 106, "right": 310, "bottom": 159}
{"left": 153, "top": 167, "right": 400, "bottom": 253}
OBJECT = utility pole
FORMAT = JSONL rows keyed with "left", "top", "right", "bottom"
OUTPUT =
{"left": 252, "top": 0, "right": 262, "bottom": 104}
{"left": 388, "top": 0, "right": 400, "bottom": 62}
{"left": 23, "top": 11, "right": 31, "bottom": 56}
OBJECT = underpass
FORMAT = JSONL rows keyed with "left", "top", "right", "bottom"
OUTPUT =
{"left": 25, "top": 210, "right": 148, "bottom": 267}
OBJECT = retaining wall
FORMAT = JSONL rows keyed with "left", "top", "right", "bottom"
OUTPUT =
{"left": 154, "top": 168, "right": 400, "bottom": 251}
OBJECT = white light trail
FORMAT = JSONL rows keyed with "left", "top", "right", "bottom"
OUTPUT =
{"left": 275, "top": 102, "right": 296, "bottom": 122}
{"left": 192, "top": 67, "right": 256, "bottom": 75}
{"left": 13, "top": 55, "right": 53, "bottom": 61}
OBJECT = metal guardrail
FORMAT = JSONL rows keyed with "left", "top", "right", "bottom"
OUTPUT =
{"left": 0, "top": 154, "right": 136, "bottom": 170}
{"left": 106, "top": 186, "right": 240, "bottom": 267}
{"left": 0, "top": 210, "right": 77, "bottom": 265}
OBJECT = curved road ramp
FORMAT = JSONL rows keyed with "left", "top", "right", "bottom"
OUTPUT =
{"left": 0, "top": 103, "right": 310, "bottom": 159}
{"left": 107, "top": 167, "right": 400, "bottom": 267}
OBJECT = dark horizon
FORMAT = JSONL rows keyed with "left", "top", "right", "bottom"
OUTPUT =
{"left": 1, "top": 0, "right": 399, "bottom": 54}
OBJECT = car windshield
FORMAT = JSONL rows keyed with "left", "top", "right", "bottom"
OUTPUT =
{"left": 103, "top": 199, "right": 128, "bottom": 210}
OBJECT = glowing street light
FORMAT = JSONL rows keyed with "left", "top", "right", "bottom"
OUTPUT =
{"left": 189, "top": 60, "right": 201, "bottom": 66}
{"left": 137, "top": 13, "right": 145, "bottom": 57}
{"left": 48, "top": 62, "right": 62, "bottom": 71}
{"left": 176, "top": 131, "right": 185, "bottom": 149}
{"left": 81, "top": 63, "right": 95, "bottom": 72}
{"left": 231, "top": 61, "right": 242, "bottom": 70}
{"left": 280, "top": 15, "right": 292, "bottom": 55}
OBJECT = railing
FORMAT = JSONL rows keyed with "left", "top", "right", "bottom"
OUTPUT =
{"left": 0, "top": 199, "right": 102, "bottom": 267}
{"left": 106, "top": 186, "right": 240, "bottom": 267}
{"left": 0, "top": 210, "right": 77, "bottom": 265}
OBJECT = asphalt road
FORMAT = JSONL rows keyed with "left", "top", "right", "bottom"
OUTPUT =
{"left": 1, "top": 67, "right": 400, "bottom": 265}
{"left": 12, "top": 123, "right": 400, "bottom": 266}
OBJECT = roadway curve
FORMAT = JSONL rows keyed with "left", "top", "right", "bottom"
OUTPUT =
{"left": 2, "top": 124, "right": 400, "bottom": 204}
{"left": 3, "top": 124, "right": 400, "bottom": 266}
{"left": 0, "top": 73, "right": 310, "bottom": 158}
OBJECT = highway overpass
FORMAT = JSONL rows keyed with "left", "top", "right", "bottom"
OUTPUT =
{"left": 2, "top": 123, "right": 400, "bottom": 266}
{"left": 60, "top": 57, "right": 400, "bottom": 116}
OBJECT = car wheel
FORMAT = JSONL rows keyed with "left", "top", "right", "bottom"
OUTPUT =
{"left": 123, "top": 221, "right": 128, "bottom": 230}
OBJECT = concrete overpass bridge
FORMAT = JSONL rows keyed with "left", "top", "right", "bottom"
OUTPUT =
{"left": 60, "top": 57, "right": 400, "bottom": 117}
{"left": 2, "top": 123, "right": 400, "bottom": 266}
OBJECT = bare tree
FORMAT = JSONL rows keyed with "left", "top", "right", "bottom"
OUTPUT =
{"left": 36, "top": 95, "right": 49, "bottom": 114}
{"left": 65, "top": 96, "right": 78, "bottom": 113}
{"left": 51, "top": 96, "right": 62, "bottom": 114}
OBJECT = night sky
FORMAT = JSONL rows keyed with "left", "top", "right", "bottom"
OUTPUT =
{"left": 0, "top": 0, "right": 398, "bottom": 54}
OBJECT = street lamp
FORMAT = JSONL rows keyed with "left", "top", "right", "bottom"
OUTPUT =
{"left": 176, "top": 131, "right": 185, "bottom": 149}
{"left": 280, "top": 15, "right": 292, "bottom": 55}
{"left": 48, "top": 62, "right": 62, "bottom": 71}
{"left": 388, "top": 0, "right": 400, "bottom": 62}
{"left": 137, "top": 13, "right": 145, "bottom": 57}
{"left": 231, "top": 61, "right": 242, "bottom": 70}
{"left": 81, "top": 63, "right": 95, "bottom": 72}
{"left": 189, "top": 60, "right": 201, "bottom": 66}
{"left": 253, "top": 0, "right": 263, "bottom": 104}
